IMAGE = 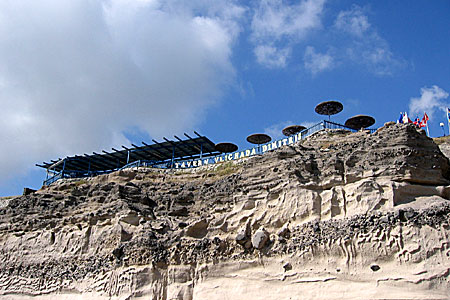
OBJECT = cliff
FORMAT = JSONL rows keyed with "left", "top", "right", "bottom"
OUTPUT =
{"left": 0, "top": 123, "right": 449, "bottom": 299}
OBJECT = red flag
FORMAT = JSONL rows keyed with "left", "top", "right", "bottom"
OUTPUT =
{"left": 419, "top": 112, "right": 429, "bottom": 128}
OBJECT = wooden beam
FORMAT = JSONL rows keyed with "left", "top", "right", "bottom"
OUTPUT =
{"left": 143, "top": 141, "right": 169, "bottom": 159}
{"left": 131, "top": 143, "right": 163, "bottom": 160}
{"left": 163, "top": 137, "right": 194, "bottom": 159}
{"left": 122, "top": 145, "right": 148, "bottom": 161}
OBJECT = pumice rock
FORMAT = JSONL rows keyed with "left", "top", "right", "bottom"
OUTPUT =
{"left": 251, "top": 228, "right": 269, "bottom": 249}
{"left": 185, "top": 219, "right": 208, "bottom": 238}
{"left": 0, "top": 123, "right": 450, "bottom": 299}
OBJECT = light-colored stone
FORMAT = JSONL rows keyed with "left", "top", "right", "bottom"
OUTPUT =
{"left": 185, "top": 219, "right": 208, "bottom": 238}
{"left": 252, "top": 228, "right": 269, "bottom": 249}
{"left": 0, "top": 123, "right": 450, "bottom": 299}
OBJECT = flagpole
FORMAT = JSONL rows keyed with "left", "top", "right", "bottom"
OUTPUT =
{"left": 423, "top": 111, "right": 429, "bottom": 136}
{"left": 447, "top": 108, "right": 450, "bottom": 135}
{"left": 448, "top": 113, "right": 450, "bottom": 135}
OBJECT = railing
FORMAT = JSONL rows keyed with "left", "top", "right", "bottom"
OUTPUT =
{"left": 168, "top": 120, "right": 377, "bottom": 169}
{"left": 323, "top": 120, "right": 376, "bottom": 133}
{"left": 43, "top": 120, "right": 377, "bottom": 184}
{"left": 43, "top": 169, "right": 111, "bottom": 186}
{"left": 301, "top": 121, "right": 327, "bottom": 137}
{"left": 118, "top": 160, "right": 160, "bottom": 170}
{"left": 43, "top": 171, "right": 63, "bottom": 186}
{"left": 119, "top": 160, "right": 141, "bottom": 170}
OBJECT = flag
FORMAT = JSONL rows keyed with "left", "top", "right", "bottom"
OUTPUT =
{"left": 422, "top": 112, "right": 429, "bottom": 125}
{"left": 403, "top": 112, "right": 412, "bottom": 124}
{"left": 413, "top": 117, "right": 420, "bottom": 127}
{"left": 397, "top": 112, "right": 403, "bottom": 123}
{"left": 403, "top": 112, "right": 409, "bottom": 124}
{"left": 419, "top": 112, "right": 430, "bottom": 130}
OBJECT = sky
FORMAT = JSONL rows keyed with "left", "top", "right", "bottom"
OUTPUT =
{"left": 1, "top": 0, "right": 449, "bottom": 196}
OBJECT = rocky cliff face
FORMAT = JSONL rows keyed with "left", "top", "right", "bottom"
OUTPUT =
{"left": 1, "top": 123, "right": 450, "bottom": 299}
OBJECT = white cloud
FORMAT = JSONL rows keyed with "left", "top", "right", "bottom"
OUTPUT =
{"left": 0, "top": 0, "right": 244, "bottom": 181}
{"left": 334, "top": 6, "right": 404, "bottom": 76}
{"left": 250, "top": 0, "right": 325, "bottom": 68}
{"left": 254, "top": 45, "right": 290, "bottom": 68}
{"left": 264, "top": 120, "right": 294, "bottom": 141}
{"left": 335, "top": 6, "right": 370, "bottom": 37}
{"left": 264, "top": 120, "right": 316, "bottom": 141}
{"left": 251, "top": 0, "right": 325, "bottom": 41}
{"left": 300, "top": 121, "right": 318, "bottom": 129}
{"left": 360, "top": 46, "right": 399, "bottom": 76}
{"left": 409, "top": 86, "right": 449, "bottom": 119}
{"left": 304, "top": 46, "right": 334, "bottom": 75}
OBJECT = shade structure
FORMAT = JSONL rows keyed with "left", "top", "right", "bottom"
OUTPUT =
{"left": 37, "top": 133, "right": 219, "bottom": 176}
{"left": 246, "top": 133, "right": 271, "bottom": 145}
{"left": 345, "top": 115, "right": 375, "bottom": 130}
{"left": 282, "top": 125, "right": 306, "bottom": 136}
{"left": 215, "top": 142, "right": 238, "bottom": 153}
{"left": 315, "top": 100, "right": 343, "bottom": 118}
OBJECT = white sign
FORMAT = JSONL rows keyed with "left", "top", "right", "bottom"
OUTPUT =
{"left": 174, "top": 132, "right": 302, "bottom": 169}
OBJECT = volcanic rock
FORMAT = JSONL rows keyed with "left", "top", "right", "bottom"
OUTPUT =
{"left": 251, "top": 228, "right": 269, "bottom": 249}
{"left": 0, "top": 123, "right": 449, "bottom": 299}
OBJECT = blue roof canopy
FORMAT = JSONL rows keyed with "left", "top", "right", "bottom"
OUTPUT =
{"left": 36, "top": 132, "right": 218, "bottom": 176}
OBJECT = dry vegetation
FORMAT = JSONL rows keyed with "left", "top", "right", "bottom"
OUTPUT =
{"left": 433, "top": 135, "right": 450, "bottom": 145}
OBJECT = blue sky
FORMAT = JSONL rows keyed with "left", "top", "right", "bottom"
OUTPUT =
{"left": 1, "top": 0, "right": 449, "bottom": 196}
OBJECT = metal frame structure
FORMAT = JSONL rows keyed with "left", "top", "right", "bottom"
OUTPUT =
{"left": 37, "top": 121, "right": 376, "bottom": 186}
{"left": 36, "top": 132, "right": 219, "bottom": 185}
{"left": 171, "top": 120, "right": 377, "bottom": 169}
{"left": 297, "top": 120, "right": 376, "bottom": 140}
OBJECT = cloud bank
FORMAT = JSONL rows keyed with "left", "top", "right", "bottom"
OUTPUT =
{"left": 248, "top": 3, "right": 403, "bottom": 76}
{"left": 335, "top": 6, "right": 370, "bottom": 37}
{"left": 251, "top": 0, "right": 325, "bottom": 68}
{"left": 0, "top": 0, "right": 244, "bottom": 180}
{"left": 409, "top": 86, "right": 449, "bottom": 119}
{"left": 264, "top": 120, "right": 317, "bottom": 141}
{"left": 333, "top": 5, "right": 404, "bottom": 76}
{"left": 303, "top": 46, "right": 334, "bottom": 75}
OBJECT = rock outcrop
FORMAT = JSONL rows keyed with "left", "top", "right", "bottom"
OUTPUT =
{"left": 0, "top": 123, "right": 449, "bottom": 299}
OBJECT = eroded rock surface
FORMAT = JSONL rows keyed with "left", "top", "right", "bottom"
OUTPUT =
{"left": 0, "top": 123, "right": 449, "bottom": 299}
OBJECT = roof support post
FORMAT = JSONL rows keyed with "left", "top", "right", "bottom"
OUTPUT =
{"left": 171, "top": 145, "right": 175, "bottom": 169}
{"left": 127, "top": 150, "right": 130, "bottom": 164}
{"left": 88, "top": 161, "right": 91, "bottom": 176}
{"left": 62, "top": 158, "right": 66, "bottom": 178}
{"left": 200, "top": 143, "right": 203, "bottom": 160}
